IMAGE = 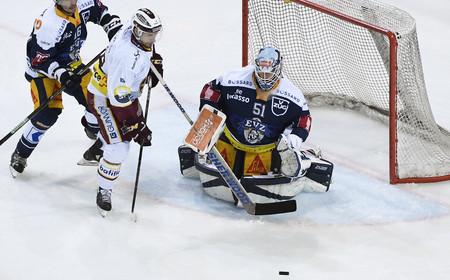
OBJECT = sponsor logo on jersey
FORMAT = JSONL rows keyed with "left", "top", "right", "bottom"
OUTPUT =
{"left": 278, "top": 90, "right": 301, "bottom": 103}
{"left": 97, "top": 105, "right": 118, "bottom": 139}
{"left": 81, "top": 11, "right": 91, "bottom": 23}
{"left": 227, "top": 79, "right": 253, "bottom": 86}
{"left": 55, "top": 21, "right": 67, "bottom": 42}
{"left": 113, "top": 86, "right": 131, "bottom": 104}
{"left": 271, "top": 96, "right": 289, "bottom": 116}
{"left": 227, "top": 89, "right": 250, "bottom": 103}
{"left": 62, "top": 31, "right": 73, "bottom": 41}
{"left": 79, "top": 0, "right": 95, "bottom": 9}
{"left": 132, "top": 51, "right": 140, "bottom": 70}
{"left": 246, "top": 154, "right": 268, "bottom": 174}
{"left": 32, "top": 52, "right": 50, "bottom": 66}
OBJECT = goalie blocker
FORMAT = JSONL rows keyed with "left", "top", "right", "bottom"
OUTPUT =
{"left": 178, "top": 145, "right": 333, "bottom": 207}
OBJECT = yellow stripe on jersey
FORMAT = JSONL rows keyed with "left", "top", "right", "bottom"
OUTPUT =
{"left": 223, "top": 126, "right": 276, "bottom": 154}
{"left": 91, "top": 62, "right": 108, "bottom": 95}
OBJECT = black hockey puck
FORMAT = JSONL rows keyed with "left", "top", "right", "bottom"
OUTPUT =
{"left": 279, "top": 271, "right": 289, "bottom": 275}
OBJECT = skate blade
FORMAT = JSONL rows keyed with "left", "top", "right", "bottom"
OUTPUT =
{"left": 97, "top": 206, "right": 109, "bottom": 217}
{"left": 9, "top": 166, "right": 18, "bottom": 179}
{"left": 77, "top": 158, "right": 99, "bottom": 166}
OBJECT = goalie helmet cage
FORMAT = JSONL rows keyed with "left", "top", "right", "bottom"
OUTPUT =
{"left": 242, "top": 0, "right": 450, "bottom": 184}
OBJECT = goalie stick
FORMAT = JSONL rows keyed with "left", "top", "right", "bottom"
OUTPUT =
{"left": 0, "top": 48, "right": 106, "bottom": 147}
{"left": 149, "top": 62, "right": 296, "bottom": 215}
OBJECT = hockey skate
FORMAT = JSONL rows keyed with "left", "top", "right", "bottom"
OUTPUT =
{"left": 81, "top": 116, "right": 98, "bottom": 140}
{"left": 96, "top": 187, "right": 112, "bottom": 216}
{"left": 10, "top": 150, "right": 27, "bottom": 178}
{"left": 77, "top": 139, "right": 103, "bottom": 166}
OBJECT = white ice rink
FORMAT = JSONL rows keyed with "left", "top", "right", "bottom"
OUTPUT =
{"left": 0, "top": 0, "right": 449, "bottom": 279}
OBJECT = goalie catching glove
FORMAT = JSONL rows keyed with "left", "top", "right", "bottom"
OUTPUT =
{"left": 277, "top": 134, "right": 311, "bottom": 178}
{"left": 121, "top": 118, "right": 152, "bottom": 146}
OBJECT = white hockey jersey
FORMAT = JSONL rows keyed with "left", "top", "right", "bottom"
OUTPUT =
{"left": 88, "top": 22, "right": 154, "bottom": 108}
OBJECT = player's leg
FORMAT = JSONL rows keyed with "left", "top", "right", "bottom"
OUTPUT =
{"left": 84, "top": 92, "right": 130, "bottom": 211}
{"left": 64, "top": 68, "right": 100, "bottom": 139}
{"left": 10, "top": 78, "right": 63, "bottom": 176}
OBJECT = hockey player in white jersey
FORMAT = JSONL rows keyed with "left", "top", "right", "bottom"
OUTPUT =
{"left": 81, "top": 8, "right": 163, "bottom": 212}
{"left": 9, "top": 0, "right": 122, "bottom": 177}
{"left": 179, "top": 46, "right": 333, "bottom": 207}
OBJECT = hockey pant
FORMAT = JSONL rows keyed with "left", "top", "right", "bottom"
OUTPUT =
{"left": 16, "top": 70, "right": 98, "bottom": 158}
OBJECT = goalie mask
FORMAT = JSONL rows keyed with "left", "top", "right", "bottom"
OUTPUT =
{"left": 254, "top": 46, "right": 283, "bottom": 91}
{"left": 132, "top": 8, "right": 163, "bottom": 50}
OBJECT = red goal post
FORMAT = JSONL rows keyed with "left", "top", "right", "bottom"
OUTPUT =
{"left": 242, "top": 0, "right": 450, "bottom": 184}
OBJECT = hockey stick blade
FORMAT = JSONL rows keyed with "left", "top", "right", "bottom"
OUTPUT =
{"left": 254, "top": 200, "right": 297, "bottom": 215}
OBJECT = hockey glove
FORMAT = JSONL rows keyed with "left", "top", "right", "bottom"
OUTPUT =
{"left": 287, "top": 134, "right": 303, "bottom": 150}
{"left": 277, "top": 134, "right": 311, "bottom": 178}
{"left": 149, "top": 53, "right": 163, "bottom": 88}
{"left": 56, "top": 68, "right": 81, "bottom": 89}
{"left": 100, "top": 14, "right": 122, "bottom": 41}
{"left": 121, "top": 119, "right": 152, "bottom": 146}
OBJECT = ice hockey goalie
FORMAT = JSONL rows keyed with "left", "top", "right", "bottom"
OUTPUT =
{"left": 178, "top": 46, "right": 334, "bottom": 206}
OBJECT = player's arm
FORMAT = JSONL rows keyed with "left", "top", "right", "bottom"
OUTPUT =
{"left": 289, "top": 111, "right": 312, "bottom": 149}
{"left": 147, "top": 48, "right": 163, "bottom": 88}
{"left": 199, "top": 79, "right": 223, "bottom": 111}
{"left": 90, "top": 0, "right": 123, "bottom": 40}
{"left": 27, "top": 23, "right": 81, "bottom": 88}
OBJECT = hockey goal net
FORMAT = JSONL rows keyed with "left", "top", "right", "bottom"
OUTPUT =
{"left": 243, "top": 0, "right": 450, "bottom": 184}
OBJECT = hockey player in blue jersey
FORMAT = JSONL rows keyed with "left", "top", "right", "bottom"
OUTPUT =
{"left": 179, "top": 46, "right": 333, "bottom": 206}
{"left": 9, "top": 0, "right": 122, "bottom": 177}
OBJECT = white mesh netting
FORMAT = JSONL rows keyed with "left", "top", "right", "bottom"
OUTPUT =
{"left": 246, "top": 0, "right": 450, "bottom": 181}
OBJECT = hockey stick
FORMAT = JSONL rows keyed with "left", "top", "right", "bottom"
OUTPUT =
{"left": 130, "top": 76, "right": 153, "bottom": 220}
{"left": 149, "top": 62, "right": 296, "bottom": 215}
{"left": 0, "top": 48, "right": 106, "bottom": 147}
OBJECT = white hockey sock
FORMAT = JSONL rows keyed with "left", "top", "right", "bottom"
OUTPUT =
{"left": 97, "top": 158, "right": 121, "bottom": 190}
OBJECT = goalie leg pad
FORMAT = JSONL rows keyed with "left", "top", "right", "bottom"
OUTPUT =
{"left": 196, "top": 156, "right": 307, "bottom": 206}
{"left": 240, "top": 176, "right": 305, "bottom": 204}
{"left": 303, "top": 150, "right": 334, "bottom": 192}
{"left": 196, "top": 155, "right": 236, "bottom": 203}
{"left": 178, "top": 145, "right": 200, "bottom": 178}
